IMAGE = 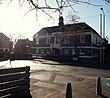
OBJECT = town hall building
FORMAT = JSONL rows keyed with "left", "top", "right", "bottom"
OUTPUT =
{"left": 32, "top": 17, "right": 103, "bottom": 62}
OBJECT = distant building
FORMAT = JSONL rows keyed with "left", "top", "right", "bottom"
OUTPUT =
{"left": 15, "top": 39, "right": 30, "bottom": 52}
{"left": 14, "top": 38, "right": 32, "bottom": 59}
{"left": 0, "top": 33, "right": 12, "bottom": 58}
{"left": 32, "top": 17, "right": 105, "bottom": 62}
{"left": 0, "top": 33, "right": 12, "bottom": 49}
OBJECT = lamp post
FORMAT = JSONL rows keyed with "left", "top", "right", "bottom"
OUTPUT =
{"left": 9, "top": 40, "right": 12, "bottom": 65}
{"left": 100, "top": 8, "right": 105, "bottom": 64}
{"left": 100, "top": 8, "right": 105, "bottom": 38}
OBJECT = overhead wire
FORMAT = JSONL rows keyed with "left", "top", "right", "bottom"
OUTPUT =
{"left": 80, "top": 15, "right": 99, "bottom": 20}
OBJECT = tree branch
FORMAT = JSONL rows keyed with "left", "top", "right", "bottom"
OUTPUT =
{"left": 78, "top": 0, "right": 102, "bottom": 7}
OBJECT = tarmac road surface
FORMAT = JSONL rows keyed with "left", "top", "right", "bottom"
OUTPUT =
{"left": 0, "top": 59, "right": 110, "bottom": 98}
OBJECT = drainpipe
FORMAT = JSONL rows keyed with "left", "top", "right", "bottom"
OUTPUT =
{"left": 100, "top": 14, "right": 102, "bottom": 64}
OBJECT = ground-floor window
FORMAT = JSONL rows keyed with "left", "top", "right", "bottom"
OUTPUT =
{"left": 46, "top": 48, "right": 51, "bottom": 54}
{"left": 85, "top": 48, "right": 91, "bottom": 56}
{"left": 80, "top": 48, "right": 85, "bottom": 55}
{"left": 72, "top": 48, "right": 75, "bottom": 54}
{"left": 35, "top": 48, "right": 51, "bottom": 55}
{"left": 92, "top": 48, "right": 100, "bottom": 56}
{"left": 40, "top": 49, "right": 44, "bottom": 54}
{"left": 36, "top": 48, "right": 39, "bottom": 53}
{"left": 64, "top": 49, "right": 69, "bottom": 55}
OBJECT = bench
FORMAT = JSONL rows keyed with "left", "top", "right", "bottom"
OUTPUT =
{"left": 0, "top": 66, "right": 32, "bottom": 98}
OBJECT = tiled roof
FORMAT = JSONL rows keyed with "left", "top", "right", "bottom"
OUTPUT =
{"left": 34, "top": 22, "right": 101, "bottom": 37}
{"left": 0, "top": 33, "right": 10, "bottom": 40}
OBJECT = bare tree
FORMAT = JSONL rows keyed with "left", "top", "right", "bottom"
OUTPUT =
{"left": 0, "top": 0, "right": 101, "bottom": 21}
{"left": 25, "top": 0, "right": 101, "bottom": 20}
{"left": 66, "top": 14, "right": 80, "bottom": 24}
{"left": 8, "top": 33, "right": 26, "bottom": 48}
{"left": 103, "top": 0, "right": 110, "bottom": 4}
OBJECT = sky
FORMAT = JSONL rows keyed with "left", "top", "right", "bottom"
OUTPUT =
{"left": 0, "top": 0, "right": 110, "bottom": 41}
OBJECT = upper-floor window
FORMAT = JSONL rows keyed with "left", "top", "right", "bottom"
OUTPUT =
{"left": 51, "top": 37, "right": 54, "bottom": 44}
{"left": 97, "top": 38, "right": 100, "bottom": 45}
{"left": 92, "top": 35, "right": 97, "bottom": 44}
{"left": 46, "top": 37, "right": 50, "bottom": 44}
{"left": 51, "top": 37, "right": 59, "bottom": 44}
{"left": 56, "top": 36, "right": 60, "bottom": 44}
{"left": 64, "top": 36, "right": 70, "bottom": 44}
{"left": 36, "top": 38, "right": 39, "bottom": 44}
{"left": 80, "top": 35, "right": 85, "bottom": 43}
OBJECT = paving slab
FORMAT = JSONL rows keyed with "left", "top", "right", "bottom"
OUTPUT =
{"left": 30, "top": 71, "right": 52, "bottom": 81}
{"left": 30, "top": 59, "right": 110, "bottom": 98}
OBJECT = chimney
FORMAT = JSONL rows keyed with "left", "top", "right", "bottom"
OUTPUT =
{"left": 59, "top": 16, "right": 64, "bottom": 26}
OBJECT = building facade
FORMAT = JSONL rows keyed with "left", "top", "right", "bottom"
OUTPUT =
{"left": 0, "top": 33, "right": 12, "bottom": 49}
{"left": 0, "top": 33, "right": 12, "bottom": 58}
{"left": 32, "top": 22, "right": 102, "bottom": 60}
{"left": 14, "top": 38, "right": 33, "bottom": 59}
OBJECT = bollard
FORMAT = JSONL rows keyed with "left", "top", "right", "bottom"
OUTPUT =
{"left": 96, "top": 77, "right": 102, "bottom": 95}
{"left": 66, "top": 83, "right": 72, "bottom": 98}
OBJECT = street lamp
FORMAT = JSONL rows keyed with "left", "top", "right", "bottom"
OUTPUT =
{"left": 100, "top": 8, "right": 105, "bottom": 64}
{"left": 100, "top": 8, "right": 105, "bottom": 38}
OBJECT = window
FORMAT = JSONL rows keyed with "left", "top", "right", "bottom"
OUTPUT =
{"left": 56, "top": 36, "right": 59, "bottom": 44}
{"left": 64, "top": 49, "right": 69, "bottom": 55}
{"left": 36, "top": 48, "right": 39, "bottom": 53}
{"left": 80, "top": 35, "right": 85, "bottom": 43}
{"left": 80, "top": 48, "right": 85, "bottom": 55}
{"left": 36, "top": 38, "right": 39, "bottom": 44}
{"left": 64, "top": 36, "right": 70, "bottom": 44}
{"left": 51, "top": 37, "right": 54, "bottom": 44}
{"left": 41, "top": 49, "right": 44, "bottom": 54}
{"left": 72, "top": 49, "right": 75, "bottom": 54}
{"left": 97, "top": 38, "right": 100, "bottom": 45}
{"left": 46, "top": 37, "right": 50, "bottom": 44}
{"left": 46, "top": 49, "right": 50, "bottom": 54}
{"left": 93, "top": 36, "right": 97, "bottom": 44}
{"left": 92, "top": 35, "right": 97, "bottom": 44}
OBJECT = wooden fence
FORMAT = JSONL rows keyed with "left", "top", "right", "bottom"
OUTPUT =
{"left": 0, "top": 66, "right": 31, "bottom": 98}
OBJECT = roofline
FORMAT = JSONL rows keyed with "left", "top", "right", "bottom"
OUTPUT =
{"left": 34, "top": 22, "right": 101, "bottom": 38}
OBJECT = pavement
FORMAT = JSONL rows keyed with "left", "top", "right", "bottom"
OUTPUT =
{"left": 30, "top": 59, "right": 110, "bottom": 98}
{"left": 0, "top": 59, "right": 109, "bottom": 98}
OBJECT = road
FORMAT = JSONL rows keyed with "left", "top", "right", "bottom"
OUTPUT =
{"left": 0, "top": 59, "right": 110, "bottom": 98}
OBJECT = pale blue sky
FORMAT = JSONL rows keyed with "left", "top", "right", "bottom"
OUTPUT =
{"left": 62, "top": 0, "right": 110, "bottom": 40}
{"left": 0, "top": 0, "right": 110, "bottom": 41}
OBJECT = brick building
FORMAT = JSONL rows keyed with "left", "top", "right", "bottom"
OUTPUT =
{"left": 14, "top": 38, "right": 33, "bottom": 59}
{"left": 32, "top": 17, "right": 103, "bottom": 61}
{"left": 0, "top": 33, "right": 12, "bottom": 58}
{"left": 0, "top": 33, "right": 12, "bottom": 49}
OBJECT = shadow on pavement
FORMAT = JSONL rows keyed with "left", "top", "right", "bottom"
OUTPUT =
{"left": 59, "top": 61, "right": 110, "bottom": 70}
{"left": 38, "top": 55, "right": 110, "bottom": 70}
{"left": 0, "top": 58, "right": 8, "bottom": 62}
{"left": 99, "top": 94, "right": 109, "bottom": 98}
